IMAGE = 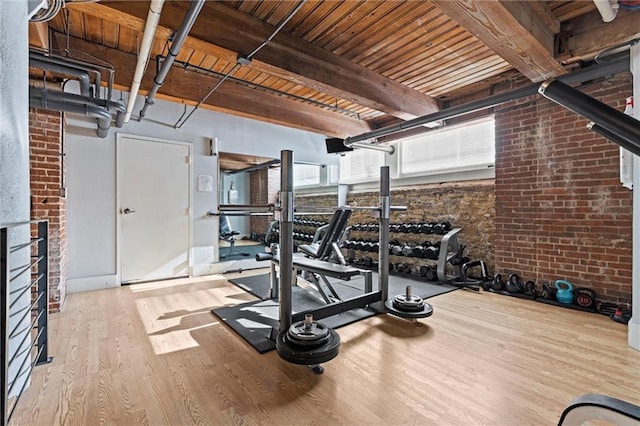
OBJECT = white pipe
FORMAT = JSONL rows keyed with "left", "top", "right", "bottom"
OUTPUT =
{"left": 350, "top": 142, "right": 395, "bottom": 154}
{"left": 593, "top": 0, "right": 618, "bottom": 22}
{"left": 124, "top": 0, "right": 165, "bottom": 123}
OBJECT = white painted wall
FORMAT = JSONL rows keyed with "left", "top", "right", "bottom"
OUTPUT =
{"left": 65, "top": 92, "right": 337, "bottom": 288}
{"left": 0, "top": 0, "right": 32, "bottom": 396}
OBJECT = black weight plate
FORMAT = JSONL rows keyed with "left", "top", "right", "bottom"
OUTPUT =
{"left": 276, "top": 328, "right": 341, "bottom": 365}
{"left": 288, "top": 320, "right": 330, "bottom": 342}
{"left": 392, "top": 294, "right": 425, "bottom": 312}
{"left": 385, "top": 299, "right": 434, "bottom": 319}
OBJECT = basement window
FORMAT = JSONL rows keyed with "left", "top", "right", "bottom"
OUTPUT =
{"left": 397, "top": 116, "right": 495, "bottom": 178}
{"left": 338, "top": 149, "right": 386, "bottom": 184}
{"left": 294, "top": 163, "right": 321, "bottom": 188}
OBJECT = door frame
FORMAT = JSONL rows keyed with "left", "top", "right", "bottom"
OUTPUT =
{"left": 115, "top": 133, "right": 193, "bottom": 285}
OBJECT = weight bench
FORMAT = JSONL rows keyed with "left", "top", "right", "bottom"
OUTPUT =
{"left": 261, "top": 253, "right": 373, "bottom": 303}
{"left": 298, "top": 207, "right": 351, "bottom": 266}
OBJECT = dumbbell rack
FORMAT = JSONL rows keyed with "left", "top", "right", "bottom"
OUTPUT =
{"left": 344, "top": 224, "right": 465, "bottom": 283}
{"left": 293, "top": 218, "right": 328, "bottom": 245}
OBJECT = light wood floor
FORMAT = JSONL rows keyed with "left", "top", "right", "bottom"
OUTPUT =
{"left": 10, "top": 271, "right": 640, "bottom": 425}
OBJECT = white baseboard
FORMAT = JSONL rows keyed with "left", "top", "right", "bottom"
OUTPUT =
{"left": 629, "top": 316, "right": 640, "bottom": 351}
{"left": 67, "top": 274, "right": 119, "bottom": 293}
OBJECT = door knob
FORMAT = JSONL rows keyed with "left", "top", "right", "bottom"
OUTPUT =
{"left": 123, "top": 208, "right": 136, "bottom": 214}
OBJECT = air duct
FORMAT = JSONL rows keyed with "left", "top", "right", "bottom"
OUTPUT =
{"left": 139, "top": 0, "right": 205, "bottom": 119}
{"left": 124, "top": 0, "right": 165, "bottom": 123}
{"left": 539, "top": 79, "right": 640, "bottom": 156}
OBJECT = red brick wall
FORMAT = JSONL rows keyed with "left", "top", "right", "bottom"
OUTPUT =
{"left": 249, "top": 168, "right": 280, "bottom": 235}
{"left": 29, "top": 108, "right": 66, "bottom": 313}
{"left": 494, "top": 73, "right": 633, "bottom": 305}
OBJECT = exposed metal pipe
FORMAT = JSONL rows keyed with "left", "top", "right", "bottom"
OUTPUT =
{"left": 42, "top": 90, "right": 127, "bottom": 128}
{"left": 173, "top": 0, "right": 307, "bottom": 129}
{"left": 124, "top": 0, "right": 165, "bottom": 123}
{"left": 30, "top": 48, "right": 115, "bottom": 100}
{"left": 29, "top": 89, "right": 112, "bottom": 138}
{"left": 224, "top": 159, "right": 281, "bottom": 175}
{"left": 29, "top": 87, "right": 126, "bottom": 138}
{"left": 539, "top": 79, "right": 640, "bottom": 156}
{"left": 350, "top": 142, "right": 395, "bottom": 154}
{"left": 342, "top": 52, "right": 630, "bottom": 146}
{"left": 29, "top": 58, "right": 92, "bottom": 97}
{"left": 139, "top": 0, "right": 205, "bottom": 119}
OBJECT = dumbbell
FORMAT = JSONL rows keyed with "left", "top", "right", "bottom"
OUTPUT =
{"left": 391, "top": 243, "right": 404, "bottom": 256}
{"left": 353, "top": 239, "right": 366, "bottom": 251}
{"left": 424, "top": 245, "right": 439, "bottom": 260}
{"left": 433, "top": 221, "right": 452, "bottom": 235}
{"left": 402, "top": 243, "right": 415, "bottom": 257}
{"left": 390, "top": 224, "right": 400, "bottom": 233}
{"left": 342, "top": 240, "right": 353, "bottom": 249}
{"left": 419, "top": 223, "right": 433, "bottom": 234}
{"left": 411, "top": 244, "right": 426, "bottom": 258}
{"left": 395, "top": 263, "right": 412, "bottom": 274}
{"left": 399, "top": 223, "right": 411, "bottom": 233}
{"left": 419, "top": 265, "right": 438, "bottom": 281}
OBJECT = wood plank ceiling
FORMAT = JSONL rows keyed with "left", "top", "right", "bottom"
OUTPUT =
{"left": 31, "top": 0, "right": 639, "bottom": 145}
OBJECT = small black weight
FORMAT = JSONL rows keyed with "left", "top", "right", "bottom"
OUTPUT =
{"left": 505, "top": 273, "right": 523, "bottom": 294}
{"left": 491, "top": 274, "right": 505, "bottom": 290}
{"left": 523, "top": 280, "right": 537, "bottom": 296}
{"left": 425, "top": 267, "right": 437, "bottom": 281}
{"left": 541, "top": 283, "right": 557, "bottom": 300}
{"left": 392, "top": 286, "right": 425, "bottom": 312}
{"left": 575, "top": 287, "right": 597, "bottom": 308}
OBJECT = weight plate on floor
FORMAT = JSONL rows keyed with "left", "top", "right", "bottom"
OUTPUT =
{"left": 392, "top": 294, "right": 425, "bottom": 312}
{"left": 276, "top": 328, "right": 341, "bottom": 365}
{"left": 288, "top": 320, "right": 330, "bottom": 343}
{"left": 385, "top": 299, "right": 434, "bottom": 319}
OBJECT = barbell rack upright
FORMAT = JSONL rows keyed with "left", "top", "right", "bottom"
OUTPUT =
{"left": 278, "top": 150, "right": 295, "bottom": 333}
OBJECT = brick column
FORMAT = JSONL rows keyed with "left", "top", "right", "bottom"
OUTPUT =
{"left": 249, "top": 167, "right": 280, "bottom": 236}
{"left": 29, "top": 108, "right": 66, "bottom": 312}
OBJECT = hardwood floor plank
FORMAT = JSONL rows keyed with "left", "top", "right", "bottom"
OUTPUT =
{"left": 9, "top": 276, "right": 639, "bottom": 425}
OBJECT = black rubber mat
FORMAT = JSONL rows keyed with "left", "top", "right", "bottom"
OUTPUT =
{"left": 215, "top": 272, "right": 457, "bottom": 353}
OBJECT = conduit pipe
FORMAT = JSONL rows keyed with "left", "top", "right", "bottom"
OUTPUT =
{"left": 341, "top": 52, "right": 630, "bottom": 148}
{"left": 124, "top": 0, "right": 165, "bottom": 123}
{"left": 30, "top": 49, "right": 114, "bottom": 100}
{"left": 173, "top": 0, "right": 307, "bottom": 129}
{"left": 30, "top": 90, "right": 112, "bottom": 138}
{"left": 593, "top": 0, "right": 618, "bottom": 22}
{"left": 29, "top": 87, "right": 126, "bottom": 138}
{"left": 29, "top": 58, "right": 92, "bottom": 97}
{"left": 139, "top": 0, "right": 205, "bottom": 119}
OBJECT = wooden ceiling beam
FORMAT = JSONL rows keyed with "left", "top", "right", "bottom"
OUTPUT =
{"left": 562, "top": 9, "right": 640, "bottom": 63}
{"left": 94, "top": 1, "right": 440, "bottom": 120}
{"left": 525, "top": 1, "right": 561, "bottom": 35}
{"left": 431, "top": 0, "right": 566, "bottom": 82}
{"left": 28, "top": 22, "right": 49, "bottom": 50}
{"left": 54, "top": 33, "right": 370, "bottom": 138}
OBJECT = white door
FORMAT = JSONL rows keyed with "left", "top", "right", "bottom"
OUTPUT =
{"left": 118, "top": 136, "right": 190, "bottom": 283}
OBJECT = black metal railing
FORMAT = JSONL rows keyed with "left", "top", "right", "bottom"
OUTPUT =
{"left": 1, "top": 221, "right": 52, "bottom": 425}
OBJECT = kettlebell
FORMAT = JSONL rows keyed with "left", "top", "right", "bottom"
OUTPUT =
{"left": 491, "top": 274, "right": 504, "bottom": 290}
{"left": 555, "top": 280, "right": 574, "bottom": 304}
{"left": 505, "top": 273, "right": 523, "bottom": 294}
